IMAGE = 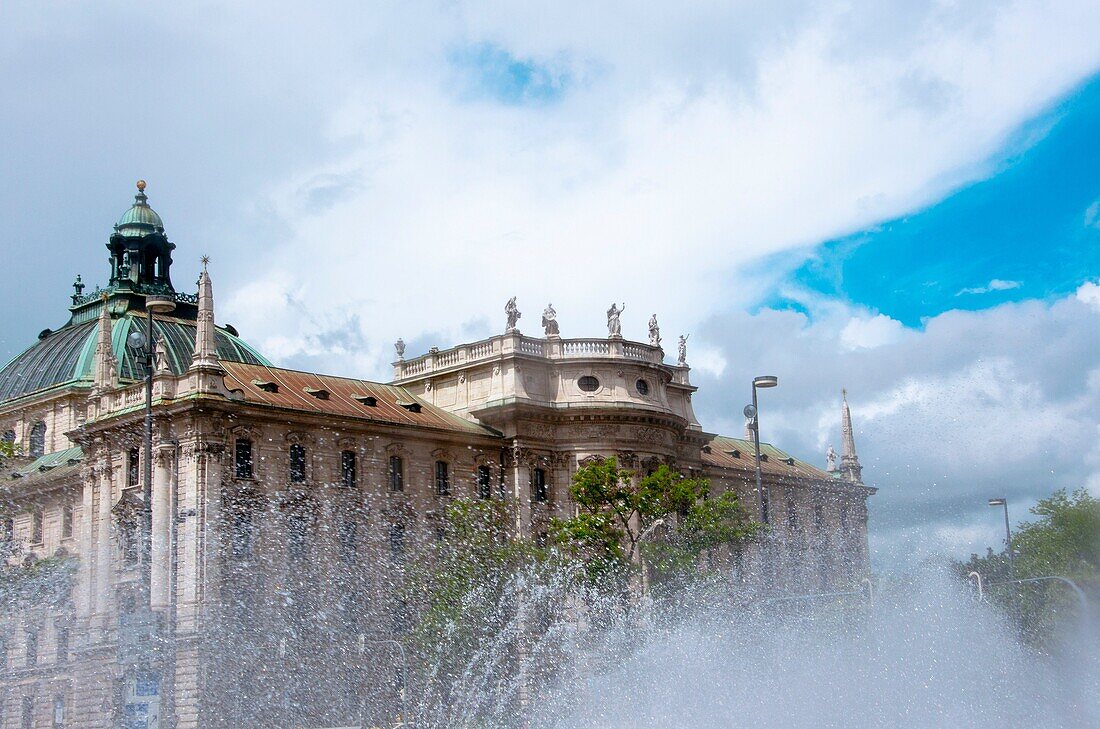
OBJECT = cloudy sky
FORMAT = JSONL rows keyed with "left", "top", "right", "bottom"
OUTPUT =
{"left": 2, "top": 1, "right": 1098, "bottom": 571}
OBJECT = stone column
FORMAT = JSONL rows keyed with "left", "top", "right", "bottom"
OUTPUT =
{"left": 151, "top": 445, "right": 174, "bottom": 610}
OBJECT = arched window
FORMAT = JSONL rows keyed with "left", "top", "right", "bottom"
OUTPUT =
{"left": 31, "top": 510, "right": 43, "bottom": 545}
{"left": 61, "top": 503, "right": 73, "bottom": 539}
{"left": 29, "top": 421, "right": 46, "bottom": 458}
{"left": 289, "top": 444, "right": 307, "bottom": 483}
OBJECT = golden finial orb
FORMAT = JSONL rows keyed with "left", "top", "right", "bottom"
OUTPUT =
{"left": 136, "top": 179, "right": 147, "bottom": 192}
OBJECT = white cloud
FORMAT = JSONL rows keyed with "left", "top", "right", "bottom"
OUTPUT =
{"left": 688, "top": 293, "right": 1100, "bottom": 572}
{"left": 200, "top": 1, "right": 1100, "bottom": 375}
{"left": 1076, "top": 279, "right": 1100, "bottom": 310}
{"left": 956, "top": 279, "right": 1023, "bottom": 296}
{"left": 839, "top": 314, "right": 907, "bottom": 350}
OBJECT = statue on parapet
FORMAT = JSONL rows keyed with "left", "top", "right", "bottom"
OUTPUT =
{"left": 505, "top": 297, "right": 521, "bottom": 332}
{"left": 826, "top": 444, "right": 838, "bottom": 472}
{"left": 542, "top": 303, "right": 559, "bottom": 337}
{"left": 395, "top": 338, "right": 406, "bottom": 360}
{"left": 648, "top": 314, "right": 661, "bottom": 347}
{"left": 607, "top": 302, "right": 625, "bottom": 337}
{"left": 677, "top": 334, "right": 689, "bottom": 365}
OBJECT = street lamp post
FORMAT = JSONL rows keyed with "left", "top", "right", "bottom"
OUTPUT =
{"left": 987, "top": 498, "right": 1015, "bottom": 578}
{"left": 128, "top": 295, "right": 176, "bottom": 607}
{"left": 745, "top": 375, "right": 778, "bottom": 524}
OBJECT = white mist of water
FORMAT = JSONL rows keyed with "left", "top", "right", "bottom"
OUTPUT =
{"left": 527, "top": 568, "right": 1096, "bottom": 729}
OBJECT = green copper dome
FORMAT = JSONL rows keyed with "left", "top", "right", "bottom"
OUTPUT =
{"left": 0, "top": 310, "right": 271, "bottom": 402}
{"left": 114, "top": 180, "right": 164, "bottom": 238}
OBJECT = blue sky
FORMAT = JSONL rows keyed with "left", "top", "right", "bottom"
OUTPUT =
{"left": 768, "top": 74, "right": 1100, "bottom": 327}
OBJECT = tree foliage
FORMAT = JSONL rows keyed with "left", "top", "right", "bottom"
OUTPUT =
{"left": 955, "top": 488, "right": 1099, "bottom": 646}
{"left": 552, "top": 458, "right": 762, "bottom": 584}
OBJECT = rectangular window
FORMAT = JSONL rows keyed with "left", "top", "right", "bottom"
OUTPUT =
{"left": 287, "top": 512, "right": 309, "bottom": 562}
{"left": 56, "top": 626, "right": 69, "bottom": 663}
{"left": 389, "top": 456, "right": 404, "bottom": 492}
{"left": 31, "top": 510, "right": 43, "bottom": 544}
{"left": 22, "top": 696, "right": 33, "bottom": 729}
{"left": 389, "top": 523, "right": 406, "bottom": 558}
{"left": 121, "top": 519, "right": 139, "bottom": 566}
{"left": 338, "top": 519, "right": 357, "bottom": 565}
{"left": 53, "top": 696, "right": 65, "bottom": 729}
{"left": 234, "top": 438, "right": 253, "bottom": 479}
{"left": 25, "top": 629, "right": 38, "bottom": 667}
{"left": 127, "top": 447, "right": 140, "bottom": 489}
{"left": 61, "top": 504, "right": 73, "bottom": 539}
{"left": 786, "top": 500, "right": 799, "bottom": 532}
{"left": 435, "top": 460, "right": 450, "bottom": 496}
{"left": 840, "top": 504, "right": 849, "bottom": 531}
{"left": 341, "top": 450, "right": 357, "bottom": 489}
{"left": 289, "top": 444, "right": 306, "bottom": 483}
{"left": 230, "top": 510, "right": 254, "bottom": 560}
{"left": 477, "top": 465, "right": 492, "bottom": 500}
{"left": 813, "top": 503, "right": 825, "bottom": 531}
{"left": 532, "top": 468, "right": 548, "bottom": 502}
{"left": 2, "top": 516, "right": 12, "bottom": 542}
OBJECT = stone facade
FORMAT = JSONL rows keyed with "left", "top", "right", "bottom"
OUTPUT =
{"left": 0, "top": 186, "right": 875, "bottom": 728}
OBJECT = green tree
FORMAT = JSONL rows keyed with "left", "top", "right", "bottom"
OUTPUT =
{"left": 552, "top": 458, "right": 762, "bottom": 585}
{"left": 955, "top": 488, "right": 1099, "bottom": 646}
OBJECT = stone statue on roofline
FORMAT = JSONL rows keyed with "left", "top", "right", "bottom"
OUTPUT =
{"left": 395, "top": 338, "right": 406, "bottom": 360}
{"left": 154, "top": 334, "right": 171, "bottom": 374}
{"left": 826, "top": 444, "right": 838, "bottom": 472}
{"left": 542, "top": 303, "right": 559, "bottom": 337}
{"left": 505, "top": 296, "right": 521, "bottom": 332}
{"left": 648, "top": 314, "right": 661, "bottom": 347}
{"left": 677, "top": 334, "right": 689, "bottom": 365}
{"left": 607, "top": 302, "right": 625, "bottom": 338}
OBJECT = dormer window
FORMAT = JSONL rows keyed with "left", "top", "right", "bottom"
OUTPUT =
{"left": 303, "top": 387, "right": 329, "bottom": 400}
{"left": 251, "top": 379, "right": 278, "bottom": 393}
{"left": 702, "top": 445, "right": 711, "bottom": 454}
{"left": 784, "top": 457, "right": 795, "bottom": 466}
{"left": 399, "top": 401, "right": 422, "bottom": 413}
{"left": 352, "top": 394, "right": 377, "bottom": 407}
{"left": 759, "top": 454, "right": 769, "bottom": 462}
{"left": 728, "top": 450, "right": 741, "bottom": 459}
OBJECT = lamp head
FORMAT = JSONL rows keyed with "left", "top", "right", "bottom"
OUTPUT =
{"left": 988, "top": 498, "right": 1006, "bottom": 507}
{"left": 126, "top": 330, "right": 148, "bottom": 352}
{"left": 146, "top": 295, "right": 176, "bottom": 314}
{"left": 753, "top": 375, "right": 779, "bottom": 389}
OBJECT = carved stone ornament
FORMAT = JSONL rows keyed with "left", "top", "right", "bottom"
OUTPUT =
{"left": 384, "top": 442, "right": 406, "bottom": 457}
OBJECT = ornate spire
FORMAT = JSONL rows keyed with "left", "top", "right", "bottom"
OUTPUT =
{"left": 92, "top": 295, "right": 118, "bottom": 392}
{"left": 840, "top": 389, "right": 863, "bottom": 484}
{"left": 190, "top": 257, "right": 221, "bottom": 371}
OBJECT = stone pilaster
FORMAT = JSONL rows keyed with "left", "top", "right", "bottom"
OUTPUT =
{"left": 151, "top": 445, "right": 174, "bottom": 610}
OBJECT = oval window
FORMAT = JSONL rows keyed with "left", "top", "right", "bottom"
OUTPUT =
{"left": 578, "top": 375, "right": 600, "bottom": 392}
{"left": 636, "top": 379, "right": 650, "bottom": 395}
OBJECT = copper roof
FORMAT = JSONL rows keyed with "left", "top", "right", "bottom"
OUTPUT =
{"left": 702, "top": 434, "right": 832, "bottom": 481}
{"left": 221, "top": 362, "right": 498, "bottom": 437}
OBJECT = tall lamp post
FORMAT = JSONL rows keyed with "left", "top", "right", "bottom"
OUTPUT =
{"left": 987, "top": 497, "right": 1015, "bottom": 578}
{"left": 745, "top": 375, "right": 778, "bottom": 524}
{"left": 126, "top": 295, "right": 176, "bottom": 607}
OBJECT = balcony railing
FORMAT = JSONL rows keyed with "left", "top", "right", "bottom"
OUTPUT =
{"left": 393, "top": 334, "right": 677, "bottom": 380}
